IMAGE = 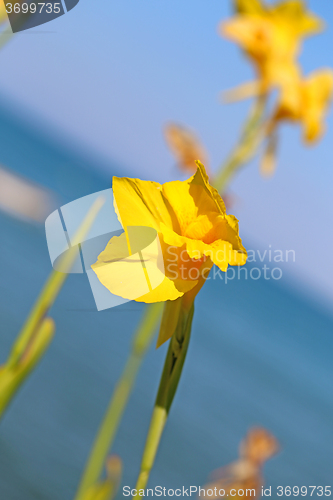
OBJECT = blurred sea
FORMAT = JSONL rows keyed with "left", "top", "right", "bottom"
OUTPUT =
{"left": 0, "top": 104, "right": 332, "bottom": 500}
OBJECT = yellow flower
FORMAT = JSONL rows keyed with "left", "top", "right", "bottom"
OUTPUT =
{"left": 270, "top": 69, "right": 333, "bottom": 143}
{"left": 92, "top": 162, "right": 246, "bottom": 304}
{"left": 164, "top": 123, "right": 209, "bottom": 173}
{"left": 221, "top": 0, "right": 323, "bottom": 94}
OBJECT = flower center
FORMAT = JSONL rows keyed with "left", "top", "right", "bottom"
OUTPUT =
{"left": 183, "top": 212, "right": 224, "bottom": 244}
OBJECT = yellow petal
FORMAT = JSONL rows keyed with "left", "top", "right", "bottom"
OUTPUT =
{"left": 112, "top": 176, "right": 177, "bottom": 233}
{"left": 162, "top": 177, "right": 218, "bottom": 236}
{"left": 303, "top": 113, "right": 324, "bottom": 143}
{"left": 193, "top": 161, "right": 227, "bottom": 215}
{"left": 221, "top": 16, "right": 272, "bottom": 59}
{"left": 92, "top": 230, "right": 196, "bottom": 303}
{"left": 218, "top": 214, "right": 247, "bottom": 253}
{"left": 92, "top": 232, "right": 160, "bottom": 300}
{"left": 272, "top": 1, "right": 324, "bottom": 37}
{"left": 159, "top": 222, "right": 246, "bottom": 272}
{"left": 302, "top": 69, "right": 333, "bottom": 143}
{"left": 207, "top": 240, "right": 245, "bottom": 269}
{"left": 135, "top": 275, "right": 196, "bottom": 303}
{"left": 96, "top": 226, "right": 158, "bottom": 262}
{"left": 234, "top": 0, "right": 264, "bottom": 15}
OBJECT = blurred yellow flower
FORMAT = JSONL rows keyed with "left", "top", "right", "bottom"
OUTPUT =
{"left": 203, "top": 428, "right": 279, "bottom": 500}
{"left": 221, "top": 0, "right": 323, "bottom": 95}
{"left": 92, "top": 162, "right": 246, "bottom": 303}
{"left": 270, "top": 69, "right": 333, "bottom": 143}
{"left": 164, "top": 123, "right": 209, "bottom": 173}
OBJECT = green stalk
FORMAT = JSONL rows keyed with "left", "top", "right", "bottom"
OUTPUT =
{"left": 0, "top": 317, "right": 55, "bottom": 418}
{"left": 132, "top": 298, "right": 195, "bottom": 497}
{"left": 0, "top": 197, "right": 104, "bottom": 420}
{"left": 7, "top": 197, "right": 104, "bottom": 371}
{"left": 213, "top": 96, "right": 266, "bottom": 193}
{"left": 75, "top": 302, "right": 163, "bottom": 500}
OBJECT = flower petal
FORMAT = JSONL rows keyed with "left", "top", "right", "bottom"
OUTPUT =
{"left": 193, "top": 161, "right": 227, "bottom": 215}
{"left": 161, "top": 176, "right": 218, "bottom": 237}
{"left": 92, "top": 230, "right": 196, "bottom": 303}
{"left": 159, "top": 222, "right": 247, "bottom": 272}
{"left": 302, "top": 69, "right": 333, "bottom": 143}
{"left": 234, "top": 0, "right": 264, "bottom": 15}
{"left": 273, "top": 1, "right": 324, "bottom": 37}
{"left": 112, "top": 176, "right": 177, "bottom": 234}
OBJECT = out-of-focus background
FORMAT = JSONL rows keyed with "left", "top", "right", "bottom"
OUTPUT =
{"left": 0, "top": 1, "right": 332, "bottom": 499}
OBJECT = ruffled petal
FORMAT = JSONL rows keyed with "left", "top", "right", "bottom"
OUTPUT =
{"left": 193, "top": 161, "right": 227, "bottom": 215}
{"left": 159, "top": 222, "right": 247, "bottom": 272}
{"left": 162, "top": 166, "right": 219, "bottom": 235}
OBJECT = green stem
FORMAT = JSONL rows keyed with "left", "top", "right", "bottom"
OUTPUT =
{"left": 213, "top": 96, "right": 266, "bottom": 193}
{"left": 0, "top": 317, "right": 55, "bottom": 418}
{"left": 134, "top": 406, "right": 168, "bottom": 492}
{"left": 7, "top": 197, "right": 104, "bottom": 370}
{"left": 132, "top": 298, "right": 195, "bottom": 497}
{"left": 74, "top": 302, "right": 163, "bottom": 500}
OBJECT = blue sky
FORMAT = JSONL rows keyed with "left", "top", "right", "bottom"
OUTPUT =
{"left": 0, "top": 0, "right": 332, "bottom": 305}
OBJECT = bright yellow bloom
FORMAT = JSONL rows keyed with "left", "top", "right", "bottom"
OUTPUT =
{"left": 92, "top": 163, "right": 246, "bottom": 304}
{"left": 164, "top": 123, "right": 209, "bottom": 173}
{"left": 221, "top": 0, "right": 323, "bottom": 94}
{"left": 270, "top": 69, "right": 333, "bottom": 143}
